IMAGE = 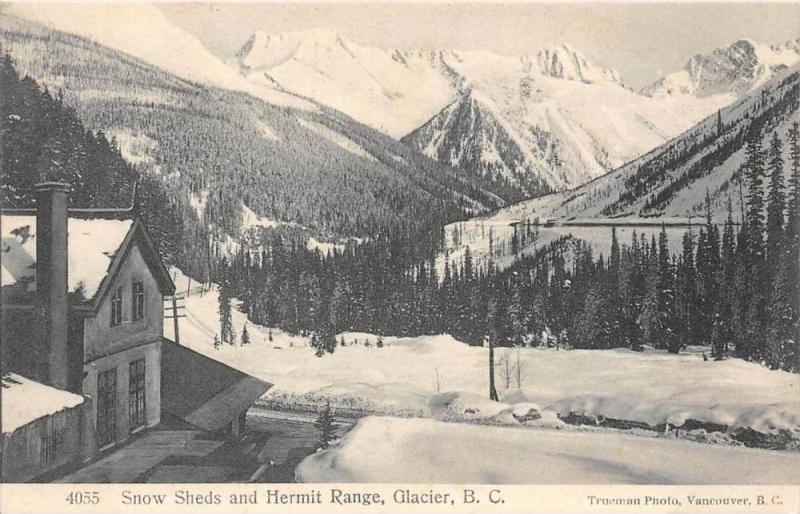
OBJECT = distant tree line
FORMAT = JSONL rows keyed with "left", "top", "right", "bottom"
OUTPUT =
{"left": 221, "top": 123, "right": 799, "bottom": 372}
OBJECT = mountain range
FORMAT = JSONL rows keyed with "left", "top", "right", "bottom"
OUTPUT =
{"left": 235, "top": 28, "right": 800, "bottom": 197}
{"left": 441, "top": 63, "right": 800, "bottom": 273}
{"left": 3, "top": 3, "right": 798, "bottom": 248}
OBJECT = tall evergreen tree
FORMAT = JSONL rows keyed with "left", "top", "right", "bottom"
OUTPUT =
{"left": 765, "top": 131, "right": 786, "bottom": 277}
{"left": 218, "top": 258, "right": 235, "bottom": 344}
{"left": 714, "top": 197, "right": 737, "bottom": 359}
{"left": 677, "top": 228, "right": 697, "bottom": 346}
{"left": 743, "top": 129, "right": 767, "bottom": 262}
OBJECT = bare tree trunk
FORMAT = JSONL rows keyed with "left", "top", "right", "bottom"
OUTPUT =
{"left": 489, "top": 333, "right": 499, "bottom": 401}
{"left": 514, "top": 347, "right": 526, "bottom": 389}
{"left": 503, "top": 350, "right": 511, "bottom": 388}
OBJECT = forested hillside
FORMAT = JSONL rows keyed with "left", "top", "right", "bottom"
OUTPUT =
{"left": 0, "top": 53, "right": 182, "bottom": 260}
{"left": 0, "top": 53, "right": 137, "bottom": 207}
{"left": 0, "top": 14, "right": 505, "bottom": 277}
{"left": 221, "top": 120, "right": 799, "bottom": 372}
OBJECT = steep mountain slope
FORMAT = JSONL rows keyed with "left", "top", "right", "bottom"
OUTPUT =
{"left": 0, "top": 13, "right": 504, "bottom": 255}
{"left": 235, "top": 30, "right": 738, "bottom": 198}
{"left": 643, "top": 39, "right": 800, "bottom": 98}
{"left": 442, "top": 66, "right": 800, "bottom": 272}
{"left": 404, "top": 56, "right": 732, "bottom": 196}
{"left": 5, "top": 2, "right": 314, "bottom": 111}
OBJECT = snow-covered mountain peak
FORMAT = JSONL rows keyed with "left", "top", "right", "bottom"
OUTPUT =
{"left": 532, "top": 43, "right": 626, "bottom": 87}
{"left": 237, "top": 27, "right": 354, "bottom": 70}
{"left": 643, "top": 38, "right": 800, "bottom": 98}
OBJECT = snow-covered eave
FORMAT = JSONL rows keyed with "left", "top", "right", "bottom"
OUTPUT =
{"left": 0, "top": 215, "right": 175, "bottom": 314}
{"left": 84, "top": 219, "right": 175, "bottom": 315}
{"left": 1, "top": 373, "right": 85, "bottom": 435}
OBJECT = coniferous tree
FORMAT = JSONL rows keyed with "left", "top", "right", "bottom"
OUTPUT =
{"left": 767, "top": 122, "right": 800, "bottom": 370}
{"left": 677, "top": 228, "right": 697, "bottom": 346}
{"left": 744, "top": 130, "right": 767, "bottom": 261}
{"left": 218, "top": 259, "right": 235, "bottom": 344}
{"left": 765, "top": 131, "right": 786, "bottom": 278}
{"left": 742, "top": 129, "right": 768, "bottom": 361}
{"left": 656, "top": 227, "right": 679, "bottom": 353}
{"left": 639, "top": 243, "right": 663, "bottom": 350}
{"left": 699, "top": 192, "right": 721, "bottom": 346}
{"left": 314, "top": 402, "right": 338, "bottom": 449}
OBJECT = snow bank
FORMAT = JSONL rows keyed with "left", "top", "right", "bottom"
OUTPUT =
{"left": 549, "top": 395, "right": 800, "bottom": 436}
{"left": 2, "top": 373, "right": 84, "bottom": 434}
{"left": 429, "top": 392, "right": 563, "bottom": 427}
{"left": 296, "top": 416, "right": 800, "bottom": 484}
{"left": 430, "top": 391, "right": 509, "bottom": 417}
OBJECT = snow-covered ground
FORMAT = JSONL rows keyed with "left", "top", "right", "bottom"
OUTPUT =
{"left": 296, "top": 416, "right": 800, "bottom": 484}
{"left": 166, "top": 268, "right": 800, "bottom": 438}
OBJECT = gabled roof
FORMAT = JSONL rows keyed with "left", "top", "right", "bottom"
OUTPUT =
{"left": 160, "top": 339, "right": 272, "bottom": 432}
{"left": 1, "top": 372, "right": 84, "bottom": 434}
{"left": 0, "top": 210, "right": 174, "bottom": 310}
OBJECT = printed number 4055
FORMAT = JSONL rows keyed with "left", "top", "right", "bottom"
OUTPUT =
{"left": 65, "top": 492, "right": 100, "bottom": 505}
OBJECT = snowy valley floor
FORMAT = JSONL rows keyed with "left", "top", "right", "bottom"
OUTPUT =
{"left": 166, "top": 268, "right": 800, "bottom": 483}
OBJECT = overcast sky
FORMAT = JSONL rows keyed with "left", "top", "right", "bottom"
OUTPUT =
{"left": 159, "top": 2, "right": 800, "bottom": 90}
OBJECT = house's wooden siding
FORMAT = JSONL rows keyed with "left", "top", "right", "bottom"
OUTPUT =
{"left": 1, "top": 405, "right": 84, "bottom": 482}
{"left": 83, "top": 243, "right": 164, "bottom": 361}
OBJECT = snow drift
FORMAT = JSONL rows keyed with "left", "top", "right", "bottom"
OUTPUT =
{"left": 296, "top": 416, "right": 800, "bottom": 484}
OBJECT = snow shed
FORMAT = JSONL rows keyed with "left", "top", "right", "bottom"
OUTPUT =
{"left": 160, "top": 339, "right": 272, "bottom": 438}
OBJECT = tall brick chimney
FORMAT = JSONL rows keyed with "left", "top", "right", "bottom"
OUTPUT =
{"left": 35, "top": 182, "right": 70, "bottom": 389}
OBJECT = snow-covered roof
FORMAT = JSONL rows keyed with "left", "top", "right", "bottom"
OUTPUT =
{"left": 160, "top": 339, "right": 272, "bottom": 432}
{"left": 1, "top": 373, "right": 84, "bottom": 434}
{"left": 1, "top": 214, "right": 134, "bottom": 302}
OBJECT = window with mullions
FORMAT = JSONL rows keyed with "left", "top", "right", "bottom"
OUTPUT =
{"left": 132, "top": 281, "right": 145, "bottom": 321}
{"left": 110, "top": 286, "right": 123, "bottom": 326}
{"left": 128, "top": 359, "right": 146, "bottom": 430}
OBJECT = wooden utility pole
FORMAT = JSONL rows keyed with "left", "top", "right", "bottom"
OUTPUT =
{"left": 488, "top": 299, "right": 499, "bottom": 402}
{"left": 163, "top": 294, "right": 186, "bottom": 344}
